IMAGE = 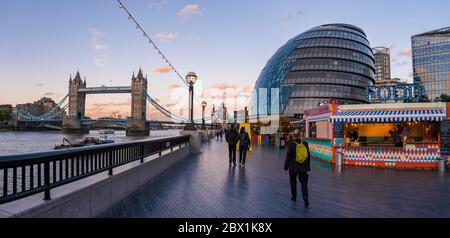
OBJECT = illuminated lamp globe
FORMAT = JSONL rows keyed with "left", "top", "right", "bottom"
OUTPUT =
{"left": 186, "top": 72, "right": 198, "bottom": 85}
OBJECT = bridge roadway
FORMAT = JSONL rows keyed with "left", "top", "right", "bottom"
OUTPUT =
{"left": 78, "top": 86, "right": 131, "bottom": 94}
{"left": 101, "top": 139, "right": 450, "bottom": 218}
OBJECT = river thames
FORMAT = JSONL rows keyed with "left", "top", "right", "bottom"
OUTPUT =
{"left": 0, "top": 130, "right": 181, "bottom": 156}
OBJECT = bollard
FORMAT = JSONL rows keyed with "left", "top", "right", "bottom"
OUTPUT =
{"left": 438, "top": 157, "right": 446, "bottom": 173}
{"left": 336, "top": 149, "right": 342, "bottom": 168}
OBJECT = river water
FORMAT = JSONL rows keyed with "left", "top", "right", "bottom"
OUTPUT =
{"left": 0, "top": 130, "right": 181, "bottom": 156}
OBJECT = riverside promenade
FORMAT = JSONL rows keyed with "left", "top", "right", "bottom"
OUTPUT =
{"left": 101, "top": 139, "right": 450, "bottom": 218}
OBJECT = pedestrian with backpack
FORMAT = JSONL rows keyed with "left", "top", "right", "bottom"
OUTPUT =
{"left": 283, "top": 129, "right": 310, "bottom": 207}
{"left": 238, "top": 127, "right": 251, "bottom": 166}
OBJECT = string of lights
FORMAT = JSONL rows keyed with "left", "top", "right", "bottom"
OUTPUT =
{"left": 116, "top": 0, "right": 202, "bottom": 105}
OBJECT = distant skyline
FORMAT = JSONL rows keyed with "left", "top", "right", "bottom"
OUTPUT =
{"left": 1, "top": 0, "right": 449, "bottom": 119}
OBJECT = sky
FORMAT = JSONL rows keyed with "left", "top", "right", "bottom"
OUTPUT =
{"left": 1, "top": 0, "right": 449, "bottom": 119}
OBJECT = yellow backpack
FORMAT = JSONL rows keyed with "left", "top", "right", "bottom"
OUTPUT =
{"left": 295, "top": 142, "right": 308, "bottom": 164}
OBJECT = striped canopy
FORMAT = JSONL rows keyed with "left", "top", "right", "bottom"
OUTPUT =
{"left": 330, "top": 109, "right": 446, "bottom": 123}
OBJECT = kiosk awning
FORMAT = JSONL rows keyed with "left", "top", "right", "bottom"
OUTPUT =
{"left": 330, "top": 109, "right": 446, "bottom": 123}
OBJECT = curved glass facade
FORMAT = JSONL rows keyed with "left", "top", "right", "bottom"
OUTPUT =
{"left": 252, "top": 23, "right": 375, "bottom": 117}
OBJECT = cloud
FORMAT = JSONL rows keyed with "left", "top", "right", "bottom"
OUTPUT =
{"left": 154, "top": 66, "right": 172, "bottom": 73}
{"left": 169, "top": 83, "right": 182, "bottom": 89}
{"left": 92, "top": 101, "right": 130, "bottom": 107}
{"left": 208, "top": 82, "right": 239, "bottom": 90}
{"left": 90, "top": 29, "right": 104, "bottom": 38}
{"left": 156, "top": 32, "right": 178, "bottom": 41}
{"left": 164, "top": 102, "right": 178, "bottom": 108}
{"left": 243, "top": 85, "right": 254, "bottom": 93}
{"left": 178, "top": 4, "right": 201, "bottom": 21}
{"left": 148, "top": 0, "right": 167, "bottom": 8}
{"left": 398, "top": 49, "right": 412, "bottom": 57}
{"left": 396, "top": 61, "right": 409, "bottom": 67}
{"left": 90, "top": 29, "right": 110, "bottom": 66}
{"left": 35, "top": 83, "right": 44, "bottom": 87}
{"left": 284, "top": 10, "right": 304, "bottom": 20}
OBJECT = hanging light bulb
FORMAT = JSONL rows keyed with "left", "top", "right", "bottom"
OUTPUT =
{"left": 119, "top": 3, "right": 123, "bottom": 8}
{"left": 136, "top": 25, "right": 139, "bottom": 29}
{"left": 128, "top": 15, "right": 132, "bottom": 20}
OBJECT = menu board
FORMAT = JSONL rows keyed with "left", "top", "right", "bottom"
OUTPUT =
{"left": 441, "top": 120, "right": 450, "bottom": 157}
{"left": 334, "top": 122, "right": 344, "bottom": 138}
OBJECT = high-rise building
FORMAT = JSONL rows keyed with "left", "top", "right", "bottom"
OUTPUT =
{"left": 412, "top": 27, "right": 450, "bottom": 100}
{"left": 251, "top": 23, "right": 375, "bottom": 118}
{"left": 373, "top": 47, "right": 391, "bottom": 82}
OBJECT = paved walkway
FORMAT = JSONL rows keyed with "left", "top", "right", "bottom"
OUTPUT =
{"left": 101, "top": 140, "right": 450, "bottom": 218}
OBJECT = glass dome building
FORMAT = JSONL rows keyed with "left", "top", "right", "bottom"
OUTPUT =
{"left": 251, "top": 24, "right": 375, "bottom": 118}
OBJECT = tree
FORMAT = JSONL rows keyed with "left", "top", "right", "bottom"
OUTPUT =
{"left": 0, "top": 109, "right": 12, "bottom": 122}
{"left": 419, "top": 95, "right": 431, "bottom": 103}
{"left": 439, "top": 94, "right": 450, "bottom": 102}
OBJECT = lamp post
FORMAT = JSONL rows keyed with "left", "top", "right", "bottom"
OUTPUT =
{"left": 201, "top": 101, "right": 207, "bottom": 130}
{"left": 184, "top": 72, "right": 197, "bottom": 131}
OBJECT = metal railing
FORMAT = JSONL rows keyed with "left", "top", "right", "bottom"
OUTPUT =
{"left": 0, "top": 135, "right": 190, "bottom": 205}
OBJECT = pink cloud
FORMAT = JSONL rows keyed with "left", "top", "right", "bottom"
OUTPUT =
{"left": 178, "top": 4, "right": 200, "bottom": 21}
{"left": 398, "top": 49, "right": 412, "bottom": 57}
{"left": 243, "top": 85, "right": 254, "bottom": 93}
{"left": 208, "top": 82, "right": 239, "bottom": 90}
{"left": 169, "top": 83, "right": 182, "bottom": 89}
{"left": 154, "top": 66, "right": 172, "bottom": 73}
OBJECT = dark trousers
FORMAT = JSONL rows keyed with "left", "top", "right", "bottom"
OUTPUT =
{"left": 239, "top": 145, "right": 248, "bottom": 164}
{"left": 228, "top": 144, "right": 237, "bottom": 164}
{"left": 290, "top": 172, "right": 309, "bottom": 200}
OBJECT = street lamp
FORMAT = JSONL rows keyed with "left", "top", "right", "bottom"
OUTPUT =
{"left": 201, "top": 101, "right": 207, "bottom": 130}
{"left": 184, "top": 72, "right": 197, "bottom": 131}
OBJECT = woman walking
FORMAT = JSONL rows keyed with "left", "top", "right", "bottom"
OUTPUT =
{"left": 238, "top": 127, "right": 251, "bottom": 166}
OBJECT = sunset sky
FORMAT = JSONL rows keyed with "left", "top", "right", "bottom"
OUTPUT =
{"left": 1, "top": 0, "right": 449, "bottom": 119}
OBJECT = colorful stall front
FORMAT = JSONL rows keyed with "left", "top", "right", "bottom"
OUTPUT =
{"left": 304, "top": 105, "right": 335, "bottom": 163}
{"left": 305, "top": 102, "right": 449, "bottom": 169}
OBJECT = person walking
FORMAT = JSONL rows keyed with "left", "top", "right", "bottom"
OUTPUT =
{"left": 238, "top": 127, "right": 251, "bottom": 166}
{"left": 226, "top": 124, "right": 239, "bottom": 166}
{"left": 219, "top": 129, "right": 224, "bottom": 141}
{"left": 284, "top": 130, "right": 310, "bottom": 207}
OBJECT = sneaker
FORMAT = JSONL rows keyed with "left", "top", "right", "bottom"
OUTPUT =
{"left": 304, "top": 199, "right": 310, "bottom": 208}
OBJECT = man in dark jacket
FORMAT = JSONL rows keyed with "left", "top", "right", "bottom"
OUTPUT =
{"left": 226, "top": 124, "right": 239, "bottom": 165}
{"left": 284, "top": 130, "right": 310, "bottom": 207}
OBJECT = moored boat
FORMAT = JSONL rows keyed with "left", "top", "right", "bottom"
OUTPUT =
{"left": 54, "top": 136, "right": 115, "bottom": 150}
{"left": 99, "top": 129, "right": 115, "bottom": 134}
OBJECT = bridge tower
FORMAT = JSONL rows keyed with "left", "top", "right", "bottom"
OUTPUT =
{"left": 126, "top": 68, "right": 150, "bottom": 136}
{"left": 63, "top": 71, "right": 88, "bottom": 133}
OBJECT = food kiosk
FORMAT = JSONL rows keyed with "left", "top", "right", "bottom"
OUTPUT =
{"left": 305, "top": 102, "right": 449, "bottom": 169}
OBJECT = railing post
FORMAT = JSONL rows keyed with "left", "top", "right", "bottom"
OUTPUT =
{"left": 140, "top": 145, "right": 144, "bottom": 163}
{"left": 159, "top": 142, "right": 162, "bottom": 157}
{"left": 44, "top": 161, "right": 51, "bottom": 200}
{"left": 108, "top": 151, "right": 113, "bottom": 176}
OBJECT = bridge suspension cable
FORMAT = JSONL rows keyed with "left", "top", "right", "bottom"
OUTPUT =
{"left": 145, "top": 92, "right": 187, "bottom": 122}
{"left": 37, "top": 94, "right": 69, "bottom": 120}
{"left": 16, "top": 94, "right": 69, "bottom": 121}
{"left": 116, "top": 0, "right": 202, "bottom": 105}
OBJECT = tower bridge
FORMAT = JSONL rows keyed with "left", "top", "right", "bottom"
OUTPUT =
{"left": 63, "top": 69, "right": 150, "bottom": 136}
{"left": 13, "top": 68, "right": 217, "bottom": 134}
